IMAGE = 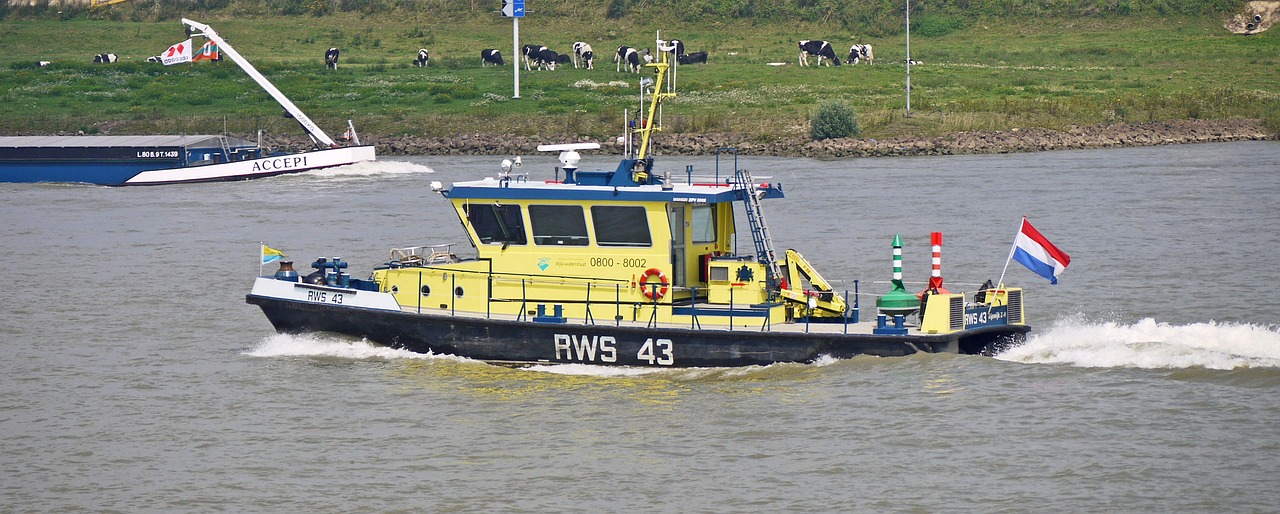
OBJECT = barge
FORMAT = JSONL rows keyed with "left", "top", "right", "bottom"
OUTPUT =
{"left": 0, "top": 18, "right": 374, "bottom": 186}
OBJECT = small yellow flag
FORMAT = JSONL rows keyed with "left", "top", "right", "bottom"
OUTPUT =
{"left": 261, "top": 244, "right": 286, "bottom": 264}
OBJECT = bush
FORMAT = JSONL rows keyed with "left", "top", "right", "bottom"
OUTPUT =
{"left": 606, "top": 0, "right": 628, "bottom": 19}
{"left": 810, "top": 101, "right": 859, "bottom": 140}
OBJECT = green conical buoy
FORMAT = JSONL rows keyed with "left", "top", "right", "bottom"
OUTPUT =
{"left": 876, "top": 234, "right": 920, "bottom": 316}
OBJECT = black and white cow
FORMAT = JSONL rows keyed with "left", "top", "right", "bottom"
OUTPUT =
{"left": 521, "top": 44, "right": 547, "bottom": 71}
{"left": 481, "top": 49, "right": 505, "bottom": 66}
{"left": 37, "top": 61, "right": 51, "bottom": 67}
{"left": 572, "top": 42, "right": 594, "bottom": 70}
{"left": 145, "top": 56, "right": 161, "bottom": 63}
{"left": 847, "top": 44, "right": 874, "bottom": 65}
{"left": 667, "top": 39, "right": 686, "bottom": 60}
{"left": 615, "top": 46, "right": 642, "bottom": 73}
{"left": 92, "top": 53, "right": 118, "bottom": 64}
{"left": 532, "top": 48, "right": 560, "bottom": 71}
{"left": 797, "top": 40, "right": 839, "bottom": 67}
{"left": 415, "top": 49, "right": 430, "bottom": 67}
{"left": 325, "top": 48, "right": 340, "bottom": 69}
{"left": 677, "top": 51, "right": 707, "bottom": 65}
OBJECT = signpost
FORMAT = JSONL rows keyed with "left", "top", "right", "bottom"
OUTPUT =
{"left": 502, "top": 0, "right": 525, "bottom": 99}
{"left": 905, "top": 0, "right": 911, "bottom": 116}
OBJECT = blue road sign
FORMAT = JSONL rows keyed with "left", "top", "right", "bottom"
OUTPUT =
{"left": 502, "top": 0, "right": 524, "bottom": 17}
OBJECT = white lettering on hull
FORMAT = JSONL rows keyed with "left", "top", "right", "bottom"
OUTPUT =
{"left": 252, "top": 155, "right": 308, "bottom": 172}
{"left": 553, "top": 334, "right": 618, "bottom": 363}
{"left": 136, "top": 151, "right": 180, "bottom": 158}
{"left": 553, "top": 334, "right": 676, "bottom": 365}
{"left": 964, "top": 308, "right": 1006, "bottom": 326}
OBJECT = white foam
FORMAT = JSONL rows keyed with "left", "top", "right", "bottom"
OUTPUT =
{"left": 810, "top": 355, "right": 840, "bottom": 367}
{"left": 997, "top": 315, "right": 1280, "bottom": 370}
{"left": 299, "top": 159, "right": 434, "bottom": 179}
{"left": 244, "top": 333, "right": 458, "bottom": 361}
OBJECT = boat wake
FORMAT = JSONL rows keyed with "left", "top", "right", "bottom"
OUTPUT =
{"left": 997, "top": 315, "right": 1280, "bottom": 370}
{"left": 245, "top": 333, "right": 458, "bottom": 361}
{"left": 298, "top": 159, "right": 434, "bottom": 180}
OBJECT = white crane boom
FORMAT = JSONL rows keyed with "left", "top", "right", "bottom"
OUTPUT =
{"left": 181, "top": 18, "right": 337, "bottom": 149}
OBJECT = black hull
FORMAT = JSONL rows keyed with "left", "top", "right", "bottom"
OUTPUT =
{"left": 247, "top": 295, "right": 1029, "bottom": 367}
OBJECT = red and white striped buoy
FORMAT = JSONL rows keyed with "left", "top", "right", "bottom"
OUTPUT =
{"left": 922, "top": 231, "right": 950, "bottom": 295}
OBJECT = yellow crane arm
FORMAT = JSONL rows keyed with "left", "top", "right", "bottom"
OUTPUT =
{"left": 779, "top": 249, "right": 848, "bottom": 318}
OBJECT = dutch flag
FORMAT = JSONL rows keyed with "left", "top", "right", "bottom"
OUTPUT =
{"left": 1012, "top": 218, "right": 1071, "bottom": 284}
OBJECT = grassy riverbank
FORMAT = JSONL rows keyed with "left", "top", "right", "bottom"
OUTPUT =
{"left": 2, "top": 7, "right": 1278, "bottom": 144}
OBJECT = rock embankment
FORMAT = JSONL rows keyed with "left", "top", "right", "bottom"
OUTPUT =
{"left": 263, "top": 118, "right": 1273, "bottom": 157}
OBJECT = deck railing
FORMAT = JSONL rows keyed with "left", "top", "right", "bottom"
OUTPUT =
{"left": 396, "top": 266, "right": 866, "bottom": 332}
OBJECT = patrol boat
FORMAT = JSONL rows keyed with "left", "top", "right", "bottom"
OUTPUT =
{"left": 246, "top": 41, "right": 1030, "bottom": 367}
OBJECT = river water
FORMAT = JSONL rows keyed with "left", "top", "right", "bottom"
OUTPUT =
{"left": 3, "top": 142, "right": 1279, "bottom": 512}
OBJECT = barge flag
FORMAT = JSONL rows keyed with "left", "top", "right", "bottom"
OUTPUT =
{"left": 261, "top": 244, "right": 285, "bottom": 265}
{"left": 1011, "top": 218, "right": 1071, "bottom": 284}
{"left": 161, "top": 38, "right": 193, "bottom": 65}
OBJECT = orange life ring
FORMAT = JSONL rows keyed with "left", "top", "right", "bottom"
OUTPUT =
{"left": 638, "top": 268, "right": 669, "bottom": 300}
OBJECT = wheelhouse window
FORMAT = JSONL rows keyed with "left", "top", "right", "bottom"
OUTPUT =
{"left": 591, "top": 206, "right": 652, "bottom": 247}
{"left": 529, "top": 205, "right": 590, "bottom": 246}
{"left": 691, "top": 204, "right": 716, "bottom": 244}
{"left": 465, "top": 203, "right": 526, "bottom": 245}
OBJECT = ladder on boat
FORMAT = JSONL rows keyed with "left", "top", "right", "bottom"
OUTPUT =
{"left": 735, "top": 168, "right": 782, "bottom": 289}
{"left": 219, "top": 136, "right": 233, "bottom": 162}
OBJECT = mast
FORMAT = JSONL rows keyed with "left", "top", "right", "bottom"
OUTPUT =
{"left": 181, "top": 18, "right": 337, "bottom": 149}
{"left": 634, "top": 32, "right": 678, "bottom": 160}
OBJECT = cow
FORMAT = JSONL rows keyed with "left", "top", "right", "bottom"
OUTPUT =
{"left": 37, "top": 61, "right": 51, "bottom": 67}
{"left": 532, "top": 48, "right": 560, "bottom": 71}
{"left": 848, "top": 44, "right": 874, "bottom": 65}
{"left": 797, "top": 40, "right": 839, "bottom": 67}
{"left": 677, "top": 51, "right": 707, "bottom": 65}
{"left": 92, "top": 53, "right": 118, "bottom": 64}
{"left": 415, "top": 49, "right": 430, "bottom": 67}
{"left": 615, "top": 46, "right": 642, "bottom": 73}
{"left": 481, "top": 49, "right": 505, "bottom": 66}
{"left": 666, "top": 39, "right": 686, "bottom": 60}
{"left": 521, "top": 44, "right": 547, "bottom": 71}
{"left": 145, "top": 56, "right": 161, "bottom": 63}
{"left": 325, "top": 48, "right": 340, "bottom": 69}
{"left": 572, "top": 42, "right": 594, "bottom": 70}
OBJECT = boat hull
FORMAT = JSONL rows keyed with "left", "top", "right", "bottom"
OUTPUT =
{"left": 0, "top": 145, "right": 375, "bottom": 185}
{"left": 124, "top": 145, "right": 375, "bottom": 185}
{"left": 245, "top": 291, "right": 1029, "bottom": 367}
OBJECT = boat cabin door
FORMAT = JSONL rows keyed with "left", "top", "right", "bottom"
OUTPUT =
{"left": 667, "top": 204, "right": 686, "bottom": 288}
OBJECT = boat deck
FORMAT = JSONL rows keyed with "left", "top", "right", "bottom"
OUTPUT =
{"left": 393, "top": 303, "right": 919, "bottom": 337}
